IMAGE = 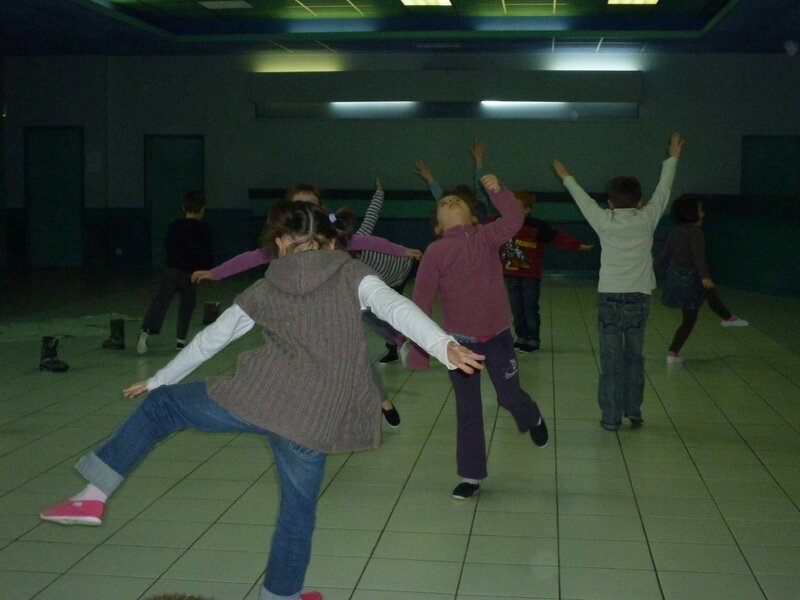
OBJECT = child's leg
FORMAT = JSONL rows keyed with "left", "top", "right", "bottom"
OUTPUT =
{"left": 448, "top": 365, "right": 488, "bottom": 480}
{"left": 141, "top": 272, "right": 179, "bottom": 335}
{"left": 261, "top": 434, "right": 326, "bottom": 599}
{"left": 705, "top": 287, "right": 733, "bottom": 320}
{"left": 506, "top": 278, "right": 530, "bottom": 342}
{"left": 483, "top": 330, "right": 541, "bottom": 430}
{"left": 621, "top": 298, "right": 650, "bottom": 421}
{"left": 175, "top": 271, "right": 197, "bottom": 341}
{"left": 520, "top": 278, "right": 542, "bottom": 347}
{"left": 597, "top": 294, "right": 626, "bottom": 428}
{"left": 668, "top": 309, "right": 699, "bottom": 354}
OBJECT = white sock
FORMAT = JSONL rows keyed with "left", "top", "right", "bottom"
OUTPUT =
{"left": 70, "top": 484, "right": 108, "bottom": 503}
{"left": 462, "top": 478, "right": 480, "bottom": 485}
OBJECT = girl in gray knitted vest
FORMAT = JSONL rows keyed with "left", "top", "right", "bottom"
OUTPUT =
{"left": 40, "top": 201, "right": 484, "bottom": 600}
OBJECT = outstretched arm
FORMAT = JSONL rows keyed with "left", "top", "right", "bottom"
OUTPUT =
{"left": 553, "top": 158, "right": 606, "bottom": 228}
{"left": 193, "top": 247, "right": 273, "bottom": 283}
{"left": 415, "top": 161, "right": 444, "bottom": 200}
{"left": 470, "top": 139, "right": 490, "bottom": 217}
{"left": 123, "top": 305, "right": 255, "bottom": 397}
{"left": 355, "top": 178, "right": 385, "bottom": 236}
{"left": 359, "top": 275, "right": 484, "bottom": 374}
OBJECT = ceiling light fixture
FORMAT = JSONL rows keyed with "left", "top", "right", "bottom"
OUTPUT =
{"left": 198, "top": 1, "right": 253, "bottom": 10}
{"left": 607, "top": 0, "right": 658, "bottom": 5}
{"left": 400, "top": 0, "right": 452, "bottom": 6}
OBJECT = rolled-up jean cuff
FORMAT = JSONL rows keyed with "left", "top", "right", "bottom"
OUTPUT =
{"left": 260, "top": 585, "right": 299, "bottom": 600}
{"left": 75, "top": 453, "right": 125, "bottom": 496}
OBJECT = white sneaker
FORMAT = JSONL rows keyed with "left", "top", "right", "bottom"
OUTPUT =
{"left": 136, "top": 331, "right": 148, "bottom": 354}
{"left": 721, "top": 316, "right": 749, "bottom": 327}
{"left": 666, "top": 353, "right": 684, "bottom": 364}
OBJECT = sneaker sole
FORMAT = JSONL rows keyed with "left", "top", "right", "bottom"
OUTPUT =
{"left": 40, "top": 514, "right": 102, "bottom": 526}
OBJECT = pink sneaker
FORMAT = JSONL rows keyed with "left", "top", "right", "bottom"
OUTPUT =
{"left": 40, "top": 499, "right": 104, "bottom": 526}
{"left": 300, "top": 593, "right": 323, "bottom": 600}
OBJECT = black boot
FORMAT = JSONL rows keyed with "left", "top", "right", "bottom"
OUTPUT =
{"left": 40, "top": 336, "right": 69, "bottom": 372}
{"left": 101, "top": 319, "right": 126, "bottom": 350}
{"left": 202, "top": 302, "right": 221, "bottom": 325}
{"left": 378, "top": 344, "right": 399, "bottom": 364}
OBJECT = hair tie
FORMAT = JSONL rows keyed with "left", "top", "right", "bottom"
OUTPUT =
{"left": 329, "top": 213, "right": 337, "bottom": 224}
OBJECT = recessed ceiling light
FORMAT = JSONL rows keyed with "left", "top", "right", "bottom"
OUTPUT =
{"left": 198, "top": 1, "right": 253, "bottom": 10}
{"left": 401, "top": 0, "right": 452, "bottom": 6}
{"left": 607, "top": 0, "right": 659, "bottom": 4}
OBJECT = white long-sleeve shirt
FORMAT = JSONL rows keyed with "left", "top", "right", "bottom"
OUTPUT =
{"left": 563, "top": 157, "right": 678, "bottom": 294}
{"left": 148, "top": 275, "right": 456, "bottom": 390}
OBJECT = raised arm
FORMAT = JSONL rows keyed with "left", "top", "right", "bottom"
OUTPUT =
{"left": 355, "top": 178, "right": 385, "bottom": 236}
{"left": 646, "top": 133, "right": 683, "bottom": 218}
{"left": 359, "top": 275, "right": 483, "bottom": 374}
{"left": 552, "top": 159, "right": 607, "bottom": 229}
{"left": 479, "top": 174, "right": 524, "bottom": 246}
{"left": 470, "top": 139, "right": 490, "bottom": 218}
{"left": 415, "top": 160, "right": 444, "bottom": 201}
{"left": 193, "top": 247, "right": 273, "bottom": 283}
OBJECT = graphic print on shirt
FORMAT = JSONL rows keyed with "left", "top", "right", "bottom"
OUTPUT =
{"left": 501, "top": 239, "right": 533, "bottom": 271}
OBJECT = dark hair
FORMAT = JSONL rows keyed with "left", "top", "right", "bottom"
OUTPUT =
{"left": 285, "top": 183, "right": 322, "bottom": 205}
{"left": 514, "top": 189, "right": 536, "bottom": 209}
{"left": 261, "top": 200, "right": 354, "bottom": 256}
{"left": 671, "top": 195, "right": 702, "bottom": 223}
{"left": 182, "top": 191, "right": 206, "bottom": 214}
{"left": 606, "top": 176, "right": 642, "bottom": 208}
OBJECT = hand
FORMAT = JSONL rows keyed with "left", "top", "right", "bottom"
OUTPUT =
{"left": 668, "top": 133, "right": 685, "bottom": 158}
{"left": 123, "top": 380, "right": 149, "bottom": 399}
{"left": 552, "top": 159, "right": 570, "bottom": 180}
{"left": 414, "top": 161, "right": 434, "bottom": 183}
{"left": 191, "top": 270, "right": 215, "bottom": 284}
{"left": 480, "top": 173, "right": 501, "bottom": 194}
{"left": 406, "top": 248, "right": 423, "bottom": 260}
{"left": 469, "top": 139, "right": 488, "bottom": 168}
{"left": 375, "top": 177, "right": 383, "bottom": 192}
{"left": 702, "top": 277, "right": 715, "bottom": 289}
{"left": 579, "top": 243, "right": 594, "bottom": 251}
{"left": 446, "top": 341, "right": 485, "bottom": 375}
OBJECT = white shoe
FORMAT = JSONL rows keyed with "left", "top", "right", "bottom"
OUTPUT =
{"left": 136, "top": 331, "right": 148, "bottom": 354}
{"left": 721, "top": 316, "right": 749, "bottom": 327}
{"left": 666, "top": 353, "right": 684, "bottom": 364}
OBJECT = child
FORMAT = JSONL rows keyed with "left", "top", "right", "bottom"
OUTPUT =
{"left": 137, "top": 191, "right": 213, "bottom": 354}
{"left": 191, "top": 184, "right": 420, "bottom": 427}
{"left": 655, "top": 195, "right": 748, "bottom": 364}
{"left": 552, "top": 132, "right": 684, "bottom": 431}
{"left": 40, "top": 201, "right": 484, "bottom": 600}
{"left": 469, "top": 139, "right": 594, "bottom": 352}
{"left": 407, "top": 174, "right": 548, "bottom": 500}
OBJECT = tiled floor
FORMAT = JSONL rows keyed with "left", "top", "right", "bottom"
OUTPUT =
{"left": 1, "top": 272, "right": 799, "bottom": 599}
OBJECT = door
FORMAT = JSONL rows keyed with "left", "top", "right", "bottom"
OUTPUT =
{"left": 144, "top": 135, "right": 205, "bottom": 268}
{"left": 24, "top": 127, "right": 84, "bottom": 268}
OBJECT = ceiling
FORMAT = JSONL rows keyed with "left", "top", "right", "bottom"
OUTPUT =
{"left": 1, "top": 0, "right": 799, "bottom": 56}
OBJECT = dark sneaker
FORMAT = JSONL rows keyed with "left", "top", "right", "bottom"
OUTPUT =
{"left": 452, "top": 482, "right": 480, "bottom": 500}
{"left": 600, "top": 420, "right": 621, "bottom": 431}
{"left": 516, "top": 343, "right": 539, "bottom": 354}
{"left": 382, "top": 407, "right": 401, "bottom": 428}
{"left": 176, "top": 341, "right": 186, "bottom": 350}
{"left": 529, "top": 417, "right": 549, "bottom": 447}
{"left": 378, "top": 347, "right": 399, "bottom": 364}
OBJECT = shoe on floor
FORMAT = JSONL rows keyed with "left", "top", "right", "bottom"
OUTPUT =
{"left": 666, "top": 352, "right": 684, "bottom": 364}
{"left": 516, "top": 343, "right": 539, "bottom": 354}
{"left": 452, "top": 481, "right": 480, "bottom": 500}
{"left": 627, "top": 415, "right": 644, "bottom": 429}
{"left": 529, "top": 417, "right": 549, "bottom": 447}
{"left": 721, "top": 316, "right": 749, "bottom": 327}
{"left": 136, "top": 331, "right": 148, "bottom": 354}
{"left": 300, "top": 593, "right": 324, "bottom": 600}
{"left": 40, "top": 499, "right": 104, "bottom": 526}
{"left": 176, "top": 339, "right": 186, "bottom": 350}
{"left": 382, "top": 406, "right": 401, "bottom": 428}
{"left": 600, "top": 420, "right": 621, "bottom": 431}
{"left": 378, "top": 347, "right": 399, "bottom": 364}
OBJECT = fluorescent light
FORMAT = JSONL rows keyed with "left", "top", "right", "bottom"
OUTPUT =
{"left": 607, "top": 0, "right": 658, "bottom": 4}
{"left": 330, "top": 101, "right": 419, "bottom": 118}
{"left": 198, "top": 1, "right": 253, "bottom": 10}
{"left": 401, "top": 0, "right": 452, "bottom": 6}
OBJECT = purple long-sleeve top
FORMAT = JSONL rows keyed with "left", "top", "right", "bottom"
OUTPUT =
{"left": 408, "top": 185, "right": 523, "bottom": 368}
{"left": 210, "top": 234, "right": 410, "bottom": 280}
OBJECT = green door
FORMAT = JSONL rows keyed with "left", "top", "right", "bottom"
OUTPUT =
{"left": 24, "top": 127, "right": 84, "bottom": 268}
{"left": 145, "top": 135, "right": 205, "bottom": 268}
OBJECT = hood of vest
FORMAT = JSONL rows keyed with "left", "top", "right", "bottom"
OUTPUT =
{"left": 265, "top": 249, "right": 353, "bottom": 296}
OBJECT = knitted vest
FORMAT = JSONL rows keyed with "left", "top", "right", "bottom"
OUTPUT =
{"left": 207, "top": 249, "right": 381, "bottom": 454}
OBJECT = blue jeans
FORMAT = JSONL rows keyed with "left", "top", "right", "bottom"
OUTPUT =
{"left": 74, "top": 381, "right": 326, "bottom": 600}
{"left": 596, "top": 293, "right": 650, "bottom": 426}
{"left": 506, "top": 276, "right": 542, "bottom": 345}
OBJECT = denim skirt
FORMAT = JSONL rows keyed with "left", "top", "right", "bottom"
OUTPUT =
{"left": 662, "top": 266, "right": 706, "bottom": 310}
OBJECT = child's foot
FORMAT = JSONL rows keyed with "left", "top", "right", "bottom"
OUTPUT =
{"left": 40, "top": 499, "right": 104, "bottom": 526}
{"left": 625, "top": 414, "right": 645, "bottom": 429}
{"left": 452, "top": 481, "right": 480, "bottom": 500}
{"left": 529, "top": 417, "right": 549, "bottom": 447}
{"left": 378, "top": 346, "right": 399, "bottom": 364}
{"left": 516, "top": 342, "right": 539, "bottom": 354}
{"left": 382, "top": 406, "right": 401, "bottom": 428}
{"left": 300, "top": 593, "right": 324, "bottom": 600}
{"left": 176, "top": 339, "right": 186, "bottom": 350}
{"left": 666, "top": 351, "right": 684, "bottom": 364}
{"left": 600, "top": 420, "right": 621, "bottom": 431}
{"left": 721, "top": 316, "right": 749, "bottom": 327}
{"left": 136, "top": 331, "right": 148, "bottom": 354}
